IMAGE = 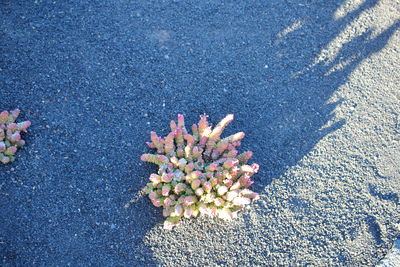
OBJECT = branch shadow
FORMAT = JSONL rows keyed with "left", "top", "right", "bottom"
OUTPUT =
{"left": 132, "top": 0, "right": 398, "bottom": 192}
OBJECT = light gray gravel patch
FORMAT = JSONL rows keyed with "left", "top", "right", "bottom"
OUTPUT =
{"left": 142, "top": 0, "right": 400, "bottom": 266}
{"left": 378, "top": 238, "right": 400, "bottom": 267}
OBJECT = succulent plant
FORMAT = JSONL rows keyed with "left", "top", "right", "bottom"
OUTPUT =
{"left": 0, "top": 109, "right": 31, "bottom": 164}
{"left": 141, "top": 114, "right": 259, "bottom": 229}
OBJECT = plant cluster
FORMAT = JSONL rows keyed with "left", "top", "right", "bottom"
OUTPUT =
{"left": 141, "top": 114, "right": 259, "bottom": 229}
{"left": 0, "top": 109, "right": 31, "bottom": 164}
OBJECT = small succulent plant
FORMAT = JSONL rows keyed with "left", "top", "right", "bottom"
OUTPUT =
{"left": 141, "top": 114, "right": 259, "bottom": 229}
{"left": 0, "top": 109, "right": 31, "bottom": 164}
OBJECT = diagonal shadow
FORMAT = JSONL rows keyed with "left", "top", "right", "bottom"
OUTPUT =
{"left": 0, "top": 0, "right": 398, "bottom": 265}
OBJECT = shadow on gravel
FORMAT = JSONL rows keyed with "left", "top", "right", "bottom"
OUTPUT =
{"left": 0, "top": 0, "right": 398, "bottom": 265}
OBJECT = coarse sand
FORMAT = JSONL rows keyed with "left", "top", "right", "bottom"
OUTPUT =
{"left": 1, "top": 0, "right": 399, "bottom": 266}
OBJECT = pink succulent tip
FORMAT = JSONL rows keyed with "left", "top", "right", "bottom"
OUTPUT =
{"left": 233, "top": 197, "right": 251, "bottom": 206}
{"left": 162, "top": 185, "right": 171, "bottom": 196}
{"left": 161, "top": 173, "right": 173, "bottom": 183}
{"left": 16, "top": 121, "right": 30, "bottom": 131}
{"left": 5, "top": 146, "right": 17, "bottom": 156}
{"left": 10, "top": 132, "right": 21, "bottom": 142}
{"left": 184, "top": 196, "right": 197, "bottom": 206}
{"left": 145, "top": 141, "right": 155, "bottom": 148}
{"left": 191, "top": 179, "right": 201, "bottom": 190}
{"left": 1, "top": 157, "right": 10, "bottom": 164}
{"left": 152, "top": 199, "right": 162, "bottom": 207}
{"left": 164, "top": 198, "right": 172, "bottom": 207}
{"left": 184, "top": 206, "right": 193, "bottom": 218}
{"left": 0, "top": 110, "right": 9, "bottom": 121}
{"left": 195, "top": 187, "right": 204, "bottom": 196}
{"left": 171, "top": 205, "right": 183, "bottom": 217}
{"left": 163, "top": 208, "right": 171, "bottom": 217}
{"left": 0, "top": 142, "right": 5, "bottom": 151}
{"left": 149, "top": 191, "right": 157, "bottom": 200}
{"left": 7, "top": 123, "right": 17, "bottom": 131}
{"left": 11, "top": 109, "right": 20, "bottom": 118}
{"left": 251, "top": 163, "right": 260, "bottom": 173}
{"left": 217, "top": 185, "right": 228, "bottom": 196}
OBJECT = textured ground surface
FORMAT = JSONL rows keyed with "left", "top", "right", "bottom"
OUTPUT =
{"left": 378, "top": 239, "right": 400, "bottom": 266}
{"left": 1, "top": 0, "right": 399, "bottom": 266}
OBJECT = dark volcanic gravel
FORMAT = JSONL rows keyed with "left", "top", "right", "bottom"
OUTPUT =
{"left": 1, "top": 0, "right": 399, "bottom": 266}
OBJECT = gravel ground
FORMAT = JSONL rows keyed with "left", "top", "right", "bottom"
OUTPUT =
{"left": 1, "top": 0, "right": 399, "bottom": 266}
{"left": 378, "top": 239, "right": 400, "bottom": 266}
